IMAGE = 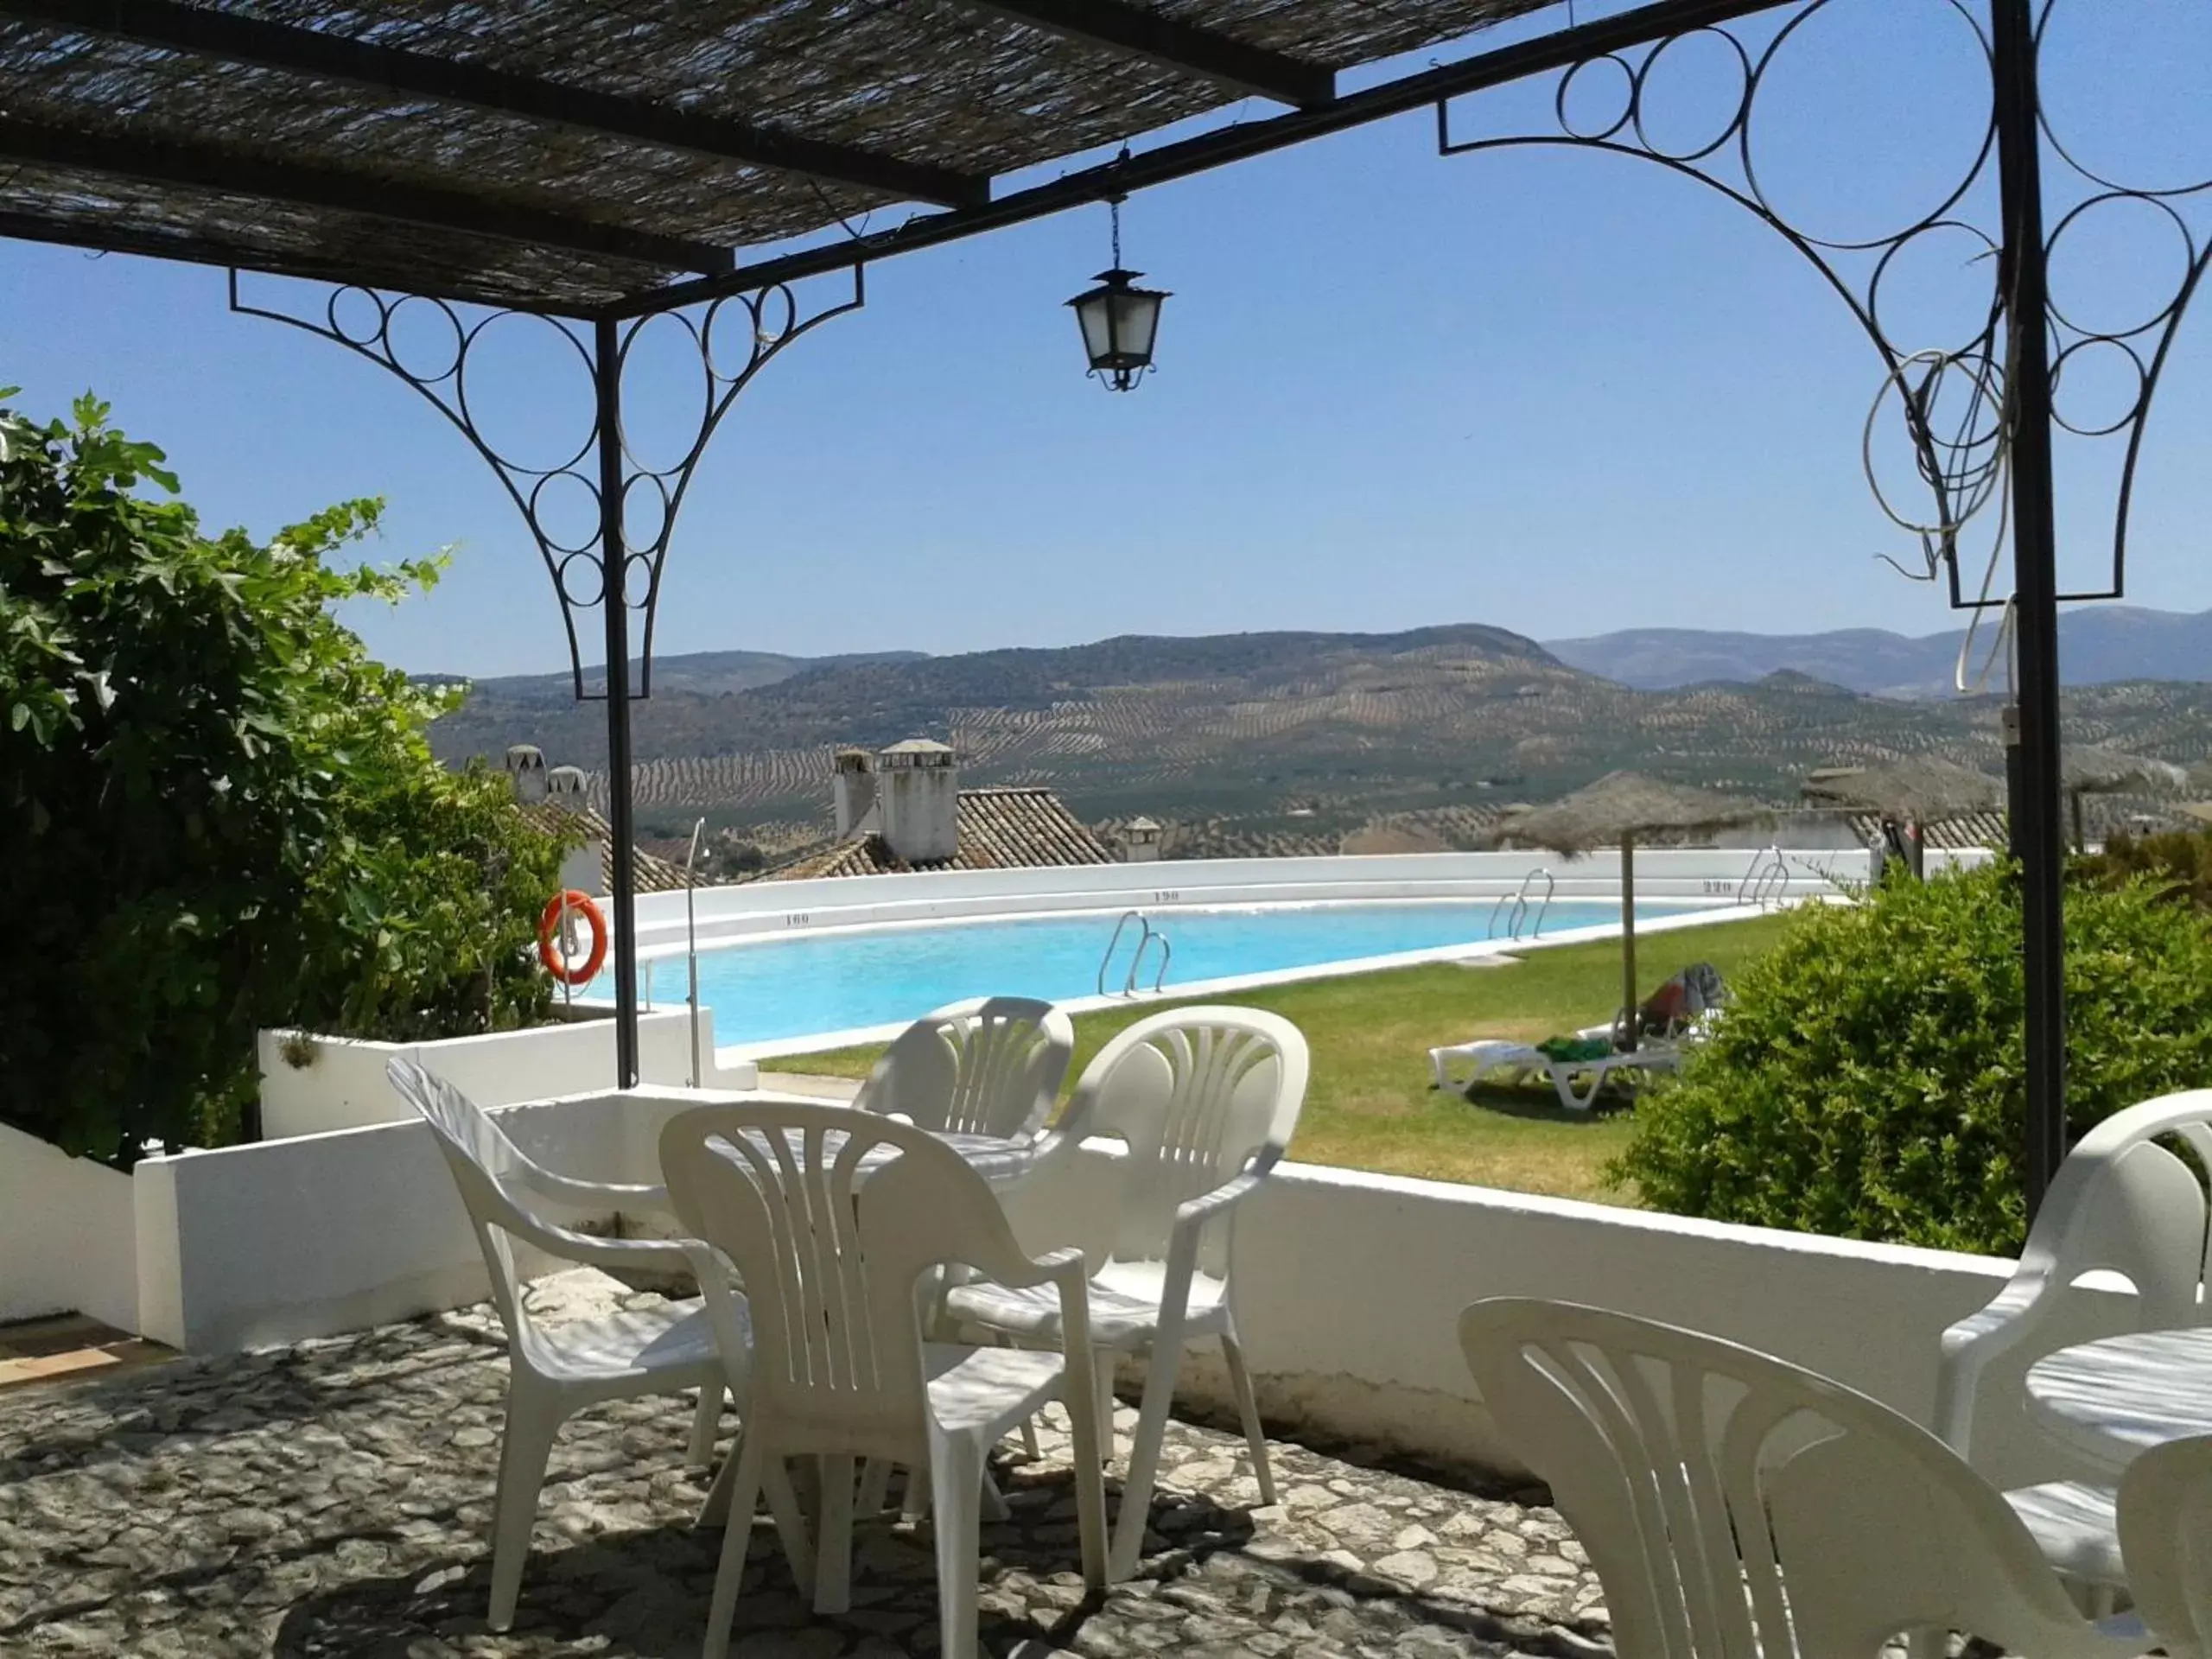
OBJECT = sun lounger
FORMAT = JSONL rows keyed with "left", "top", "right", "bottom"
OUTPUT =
{"left": 1428, "top": 963, "right": 1726, "bottom": 1113}
{"left": 1427, "top": 1029, "right": 1685, "bottom": 1112}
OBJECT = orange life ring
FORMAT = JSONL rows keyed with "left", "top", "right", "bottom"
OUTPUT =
{"left": 537, "top": 890, "right": 609, "bottom": 985}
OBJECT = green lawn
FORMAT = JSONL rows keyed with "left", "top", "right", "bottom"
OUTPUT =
{"left": 771, "top": 914, "right": 1793, "bottom": 1205}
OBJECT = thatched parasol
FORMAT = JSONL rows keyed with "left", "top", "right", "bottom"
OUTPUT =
{"left": 2060, "top": 746, "right": 2187, "bottom": 850}
{"left": 1801, "top": 756, "right": 2006, "bottom": 822}
{"left": 1491, "top": 772, "right": 1770, "bottom": 1052}
{"left": 2063, "top": 746, "right": 2185, "bottom": 793}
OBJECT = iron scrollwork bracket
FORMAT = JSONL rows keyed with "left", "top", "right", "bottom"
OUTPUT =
{"left": 2031, "top": 0, "right": 2210, "bottom": 604}
{"left": 228, "top": 268, "right": 865, "bottom": 697}
{"left": 1433, "top": 0, "right": 2206, "bottom": 634}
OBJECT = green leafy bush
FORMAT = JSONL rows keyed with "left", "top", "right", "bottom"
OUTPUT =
{"left": 1, "top": 394, "right": 569, "bottom": 1162}
{"left": 1611, "top": 861, "right": 2212, "bottom": 1255}
{"left": 2076, "top": 826, "right": 2212, "bottom": 914}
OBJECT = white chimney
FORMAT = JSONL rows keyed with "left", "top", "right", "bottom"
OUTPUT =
{"left": 1122, "top": 815, "right": 1164, "bottom": 863}
{"left": 523, "top": 760, "right": 607, "bottom": 895}
{"left": 505, "top": 744, "right": 549, "bottom": 804}
{"left": 877, "top": 739, "right": 958, "bottom": 864}
{"left": 833, "top": 747, "right": 878, "bottom": 837}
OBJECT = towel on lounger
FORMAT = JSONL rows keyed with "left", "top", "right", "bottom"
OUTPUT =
{"left": 1536, "top": 1035, "right": 1613, "bottom": 1064}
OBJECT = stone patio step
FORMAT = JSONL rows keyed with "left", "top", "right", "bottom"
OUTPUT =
{"left": 0, "top": 1313, "right": 175, "bottom": 1395}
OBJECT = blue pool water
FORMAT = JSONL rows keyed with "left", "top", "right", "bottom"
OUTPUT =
{"left": 627, "top": 899, "right": 1653, "bottom": 1045}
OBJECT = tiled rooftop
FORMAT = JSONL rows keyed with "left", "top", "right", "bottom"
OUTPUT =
{"left": 520, "top": 802, "right": 693, "bottom": 895}
{"left": 772, "top": 788, "right": 1113, "bottom": 880}
{"left": 1847, "top": 797, "right": 2196, "bottom": 852}
{"left": 0, "top": 1272, "right": 1605, "bottom": 1658}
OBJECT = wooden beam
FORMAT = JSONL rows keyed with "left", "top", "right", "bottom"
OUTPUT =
{"left": 956, "top": 0, "right": 1334, "bottom": 105}
{"left": 0, "top": 0, "right": 988, "bottom": 208}
{"left": 0, "top": 118, "right": 734, "bottom": 273}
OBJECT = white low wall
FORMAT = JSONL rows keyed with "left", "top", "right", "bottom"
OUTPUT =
{"left": 124, "top": 1082, "right": 2124, "bottom": 1494}
{"left": 1003, "top": 1149, "right": 2131, "bottom": 1493}
{"left": 132, "top": 1086, "right": 730, "bottom": 1352}
{"left": 65, "top": 1064, "right": 2122, "bottom": 1500}
{"left": 628, "top": 848, "right": 1933, "bottom": 960}
{"left": 257, "top": 1003, "right": 757, "bottom": 1140}
{"left": 0, "top": 1121, "right": 140, "bottom": 1330}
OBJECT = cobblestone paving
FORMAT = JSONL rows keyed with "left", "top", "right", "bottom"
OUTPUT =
{"left": 0, "top": 1274, "right": 1606, "bottom": 1658}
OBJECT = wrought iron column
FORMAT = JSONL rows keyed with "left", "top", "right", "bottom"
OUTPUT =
{"left": 593, "top": 316, "right": 641, "bottom": 1087}
{"left": 1991, "top": 0, "right": 2067, "bottom": 1216}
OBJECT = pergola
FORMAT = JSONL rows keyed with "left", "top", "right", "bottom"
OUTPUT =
{"left": 3, "top": 0, "right": 2200, "bottom": 1215}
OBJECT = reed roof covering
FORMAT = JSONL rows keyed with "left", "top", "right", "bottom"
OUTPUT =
{"left": 1802, "top": 757, "right": 2006, "bottom": 821}
{"left": 2060, "top": 744, "right": 2187, "bottom": 795}
{"left": 0, "top": 0, "right": 1549, "bottom": 309}
{"left": 1491, "top": 770, "right": 1769, "bottom": 857}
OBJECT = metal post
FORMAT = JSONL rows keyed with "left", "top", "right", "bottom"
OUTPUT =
{"left": 1991, "top": 0, "right": 2067, "bottom": 1217}
{"left": 1619, "top": 836, "right": 1638, "bottom": 1054}
{"left": 685, "top": 816, "right": 705, "bottom": 1089}
{"left": 594, "top": 316, "right": 641, "bottom": 1089}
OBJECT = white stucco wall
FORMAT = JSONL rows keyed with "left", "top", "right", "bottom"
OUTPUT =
{"left": 1003, "top": 1148, "right": 2133, "bottom": 1493}
{"left": 257, "top": 1004, "right": 754, "bottom": 1141}
{"left": 0, "top": 1121, "right": 138, "bottom": 1331}
{"left": 130, "top": 1087, "right": 730, "bottom": 1353}
{"left": 106, "top": 1072, "right": 2120, "bottom": 1498}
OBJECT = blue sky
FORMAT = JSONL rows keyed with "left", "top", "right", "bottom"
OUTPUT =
{"left": 1, "top": 0, "right": 2205, "bottom": 678}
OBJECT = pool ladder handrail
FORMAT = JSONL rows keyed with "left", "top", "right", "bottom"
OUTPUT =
{"left": 1128, "top": 927, "right": 1172, "bottom": 995}
{"left": 1490, "top": 868, "right": 1555, "bottom": 941}
{"left": 1099, "top": 910, "right": 1146, "bottom": 996}
{"left": 1098, "top": 909, "right": 1173, "bottom": 998}
{"left": 1736, "top": 845, "right": 1790, "bottom": 910}
{"left": 683, "top": 816, "right": 706, "bottom": 1087}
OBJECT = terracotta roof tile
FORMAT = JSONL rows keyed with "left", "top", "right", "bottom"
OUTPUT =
{"left": 1847, "top": 796, "right": 2196, "bottom": 853}
{"left": 767, "top": 786, "right": 1110, "bottom": 881}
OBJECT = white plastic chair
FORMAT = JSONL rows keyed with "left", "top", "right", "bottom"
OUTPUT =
{"left": 855, "top": 995, "right": 1073, "bottom": 1141}
{"left": 2116, "top": 1433, "right": 2212, "bottom": 1659}
{"left": 1459, "top": 1298, "right": 2146, "bottom": 1659}
{"left": 386, "top": 1058, "right": 729, "bottom": 1631}
{"left": 839, "top": 996, "right": 1069, "bottom": 1517}
{"left": 1936, "top": 1088, "right": 2212, "bottom": 1592}
{"left": 658, "top": 1102, "right": 1108, "bottom": 1659}
{"left": 943, "top": 1005, "right": 1309, "bottom": 1580}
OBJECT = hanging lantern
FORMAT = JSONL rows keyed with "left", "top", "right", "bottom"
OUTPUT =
{"left": 1067, "top": 191, "right": 1168, "bottom": 391}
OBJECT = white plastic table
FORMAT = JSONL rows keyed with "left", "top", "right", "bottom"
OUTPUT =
{"left": 2024, "top": 1327, "right": 2212, "bottom": 1476}
{"left": 706, "top": 1090, "right": 1044, "bottom": 1190}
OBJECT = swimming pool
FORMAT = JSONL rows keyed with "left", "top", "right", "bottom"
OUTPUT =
{"left": 623, "top": 899, "right": 1661, "bottom": 1046}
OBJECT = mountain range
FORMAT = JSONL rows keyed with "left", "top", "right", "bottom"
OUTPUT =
{"left": 1543, "top": 606, "right": 2212, "bottom": 696}
{"left": 429, "top": 613, "right": 2212, "bottom": 847}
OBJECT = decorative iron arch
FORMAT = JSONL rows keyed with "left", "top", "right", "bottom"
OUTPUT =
{"left": 1436, "top": 0, "right": 2208, "bottom": 632}
{"left": 2031, "top": 0, "right": 2212, "bottom": 601}
{"left": 229, "top": 264, "right": 864, "bottom": 1087}
{"left": 229, "top": 268, "right": 864, "bottom": 697}
{"left": 1437, "top": 0, "right": 2013, "bottom": 622}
